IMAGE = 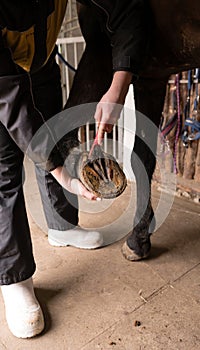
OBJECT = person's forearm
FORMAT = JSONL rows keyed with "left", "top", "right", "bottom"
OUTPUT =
{"left": 110, "top": 71, "right": 133, "bottom": 104}
{"left": 50, "top": 166, "right": 99, "bottom": 200}
{"left": 94, "top": 70, "right": 133, "bottom": 143}
{"left": 50, "top": 166, "right": 72, "bottom": 189}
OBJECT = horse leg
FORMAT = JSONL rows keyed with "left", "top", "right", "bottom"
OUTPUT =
{"left": 65, "top": 3, "right": 113, "bottom": 108}
{"left": 122, "top": 77, "right": 168, "bottom": 260}
{"left": 62, "top": 3, "right": 113, "bottom": 150}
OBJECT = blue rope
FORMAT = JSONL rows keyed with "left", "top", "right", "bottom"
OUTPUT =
{"left": 56, "top": 50, "right": 77, "bottom": 73}
{"left": 185, "top": 119, "right": 200, "bottom": 138}
{"left": 184, "top": 70, "right": 192, "bottom": 119}
{"left": 187, "top": 69, "right": 192, "bottom": 91}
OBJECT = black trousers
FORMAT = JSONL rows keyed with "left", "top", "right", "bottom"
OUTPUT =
{"left": 0, "top": 59, "right": 78, "bottom": 285}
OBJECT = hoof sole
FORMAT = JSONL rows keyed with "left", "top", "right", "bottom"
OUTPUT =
{"left": 121, "top": 241, "right": 150, "bottom": 261}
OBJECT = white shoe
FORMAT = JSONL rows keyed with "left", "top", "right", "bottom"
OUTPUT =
{"left": 1, "top": 278, "right": 44, "bottom": 338}
{"left": 48, "top": 226, "right": 104, "bottom": 249}
{"left": 5, "top": 303, "right": 44, "bottom": 339}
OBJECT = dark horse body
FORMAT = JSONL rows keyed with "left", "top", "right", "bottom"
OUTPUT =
{"left": 66, "top": 0, "right": 200, "bottom": 260}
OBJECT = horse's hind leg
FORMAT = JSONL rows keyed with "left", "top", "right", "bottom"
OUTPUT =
{"left": 65, "top": 3, "right": 113, "bottom": 108}
{"left": 122, "top": 77, "right": 168, "bottom": 261}
{"left": 63, "top": 3, "right": 113, "bottom": 147}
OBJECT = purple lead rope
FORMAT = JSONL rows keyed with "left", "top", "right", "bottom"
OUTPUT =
{"left": 174, "top": 74, "right": 181, "bottom": 174}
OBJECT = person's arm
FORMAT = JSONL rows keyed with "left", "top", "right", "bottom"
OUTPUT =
{"left": 94, "top": 70, "right": 133, "bottom": 142}
{"left": 110, "top": 0, "right": 149, "bottom": 76}
{"left": 51, "top": 166, "right": 98, "bottom": 200}
{"left": 91, "top": 0, "right": 149, "bottom": 141}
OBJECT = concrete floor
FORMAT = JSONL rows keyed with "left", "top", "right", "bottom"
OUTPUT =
{"left": 0, "top": 158, "right": 200, "bottom": 350}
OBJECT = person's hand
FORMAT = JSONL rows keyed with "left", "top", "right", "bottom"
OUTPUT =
{"left": 50, "top": 166, "right": 98, "bottom": 201}
{"left": 94, "top": 71, "right": 133, "bottom": 143}
{"left": 94, "top": 93, "right": 123, "bottom": 143}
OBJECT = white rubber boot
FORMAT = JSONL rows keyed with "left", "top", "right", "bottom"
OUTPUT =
{"left": 48, "top": 226, "right": 104, "bottom": 249}
{"left": 1, "top": 277, "right": 44, "bottom": 338}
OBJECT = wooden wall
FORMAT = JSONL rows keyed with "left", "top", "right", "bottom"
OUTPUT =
{"left": 160, "top": 71, "right": 200, "bottom": 183}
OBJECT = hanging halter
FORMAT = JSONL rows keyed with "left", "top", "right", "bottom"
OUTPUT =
{"left": 173, "top": 73, "right": 181, "bottom": 173}
{"left": 182, "top": 69, "right": 200, "bottom": 146}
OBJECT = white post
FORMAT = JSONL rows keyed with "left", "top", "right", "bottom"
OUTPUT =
{"left": 123, "top": 84, "right": 136, "bottom": 180}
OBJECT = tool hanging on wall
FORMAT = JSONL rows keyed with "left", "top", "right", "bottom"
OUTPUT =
{"left": 160, "top": 73, "right": 183, "bottom": 141}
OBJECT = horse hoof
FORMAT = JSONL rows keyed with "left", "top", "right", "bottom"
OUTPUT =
{"left": 121, "top": 241, "right": 150, "bottom": 261}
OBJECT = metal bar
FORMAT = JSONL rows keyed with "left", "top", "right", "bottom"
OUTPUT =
{"left": 74, "top": 42, "right": 78, "bottom": 69}
{"left": 104, "top": 133, "right": 108, "bottom": 153}
{"left": 57, "top": 36, "right": 85, "bottom": 44}
{"left": 112, "top": 125, "right": 117, "bottom": 158}
{"left": 117, "top": 114, "right": 124, "bottom": 164}
{"left": 64, "top": 44, "right": 70, "bottom": 101}
{"left": 86, "top": 122, "right": 90, "bottom": 151}
{"left": 168, "top": 79, "right": 199, "bottom": 84}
